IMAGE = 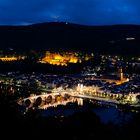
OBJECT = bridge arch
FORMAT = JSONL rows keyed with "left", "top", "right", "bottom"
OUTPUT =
{"left": 24, "top": 99, "right": 32, "bottom": 107}
{"left": 136, "top": 95, "right": 140, "bottom": 102}
{"left": 64, "top": 93, "right": 70, "bottom": 100}
{"left": 45, "top": 95, "right": 53, "bottom": 104}
{"left": 55, "top": 95, "right": 64, "bottom": 102}
{"left": 34, "top": 97, "right": 42, "bottom": 107}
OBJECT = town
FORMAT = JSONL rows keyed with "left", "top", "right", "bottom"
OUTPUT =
{"left": 0, "top": 50, "right": 140, "bottom": 110}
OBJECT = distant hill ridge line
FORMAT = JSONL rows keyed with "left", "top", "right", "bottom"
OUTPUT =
{"left": 0, "top": 22, "right": 140, "bottom": 28}
{"left": 0, "top": 22, "right": 139, "bottom": 55}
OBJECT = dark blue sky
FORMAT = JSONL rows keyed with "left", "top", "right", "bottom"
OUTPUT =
{"left": 0, "top": 0, "right": 140, "bottom": 25}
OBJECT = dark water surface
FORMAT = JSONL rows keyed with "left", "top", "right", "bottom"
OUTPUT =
{"left": 30, "top": 100, "right": 134, "bottom": 125}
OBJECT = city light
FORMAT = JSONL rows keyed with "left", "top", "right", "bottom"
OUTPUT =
{"left": 0, "top": 56, "right": 25, "bottom": 61}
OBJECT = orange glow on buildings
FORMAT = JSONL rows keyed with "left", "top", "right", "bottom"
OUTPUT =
{"left": 101, "top": 68, "right": 129, "bottom": 85}
{"left": 39, "top": 52, "right": 90, "bottom": 66}
{"left": 86, "top": 68, "right": 129, "bottom": 85}
{"left": 0, "top": 56, "right": 25, "bottom": 62}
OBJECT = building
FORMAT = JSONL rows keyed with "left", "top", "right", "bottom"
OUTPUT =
{"left": 86, "top": 68, "right": 129, "bottom": 85}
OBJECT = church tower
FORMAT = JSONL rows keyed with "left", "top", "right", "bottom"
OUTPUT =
{"left": 119, "top": 68, "right": 123, "bottom": 81}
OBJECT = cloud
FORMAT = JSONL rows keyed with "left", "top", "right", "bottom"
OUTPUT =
{"left": 0, "top": 0, "right": 140, "bottom": 25}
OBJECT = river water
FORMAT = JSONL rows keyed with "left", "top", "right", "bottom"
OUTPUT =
{"left": 32, "top": 99, "right": 134, "bottom": 125}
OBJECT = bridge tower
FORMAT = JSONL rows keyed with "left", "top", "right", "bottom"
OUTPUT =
{"left": 77, "top": 84, "right": 84, "bottom": 94}
{"left": 77, "top": 98, "right": 83, "bottom": 106}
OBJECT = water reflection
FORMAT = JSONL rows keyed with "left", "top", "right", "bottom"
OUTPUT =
{"left": 20, "top": 98, "right": 134, "bottom": 125}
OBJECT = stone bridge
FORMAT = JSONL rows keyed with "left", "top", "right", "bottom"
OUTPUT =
{"left": 18, "top": 92, "right": 83, "bottom": 109}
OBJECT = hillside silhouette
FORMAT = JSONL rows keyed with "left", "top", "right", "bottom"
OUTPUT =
{"left": 0, "top": 22, "right": 140, "bottom": 55}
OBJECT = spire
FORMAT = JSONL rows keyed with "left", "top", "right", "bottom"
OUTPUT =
{"left": 119, "top": 67, "right": 123, "bottom": 81}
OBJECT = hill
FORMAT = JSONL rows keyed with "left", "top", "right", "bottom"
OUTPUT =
{"left": 0, "top": 22, "right": 140, "bottom": 55}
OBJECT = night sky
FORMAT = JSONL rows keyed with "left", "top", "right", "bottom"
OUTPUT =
{"left": 0, "top": 0, "right": 140, "bottom": 25}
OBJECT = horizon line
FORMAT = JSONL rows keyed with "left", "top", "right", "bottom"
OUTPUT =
{"left": 0, "top": 21, "right": 140, "bottom": 27}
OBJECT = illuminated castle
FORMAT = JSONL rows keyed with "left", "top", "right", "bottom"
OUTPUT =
{"left": 39, "top": 52, "right": 80, "bottom": 66}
